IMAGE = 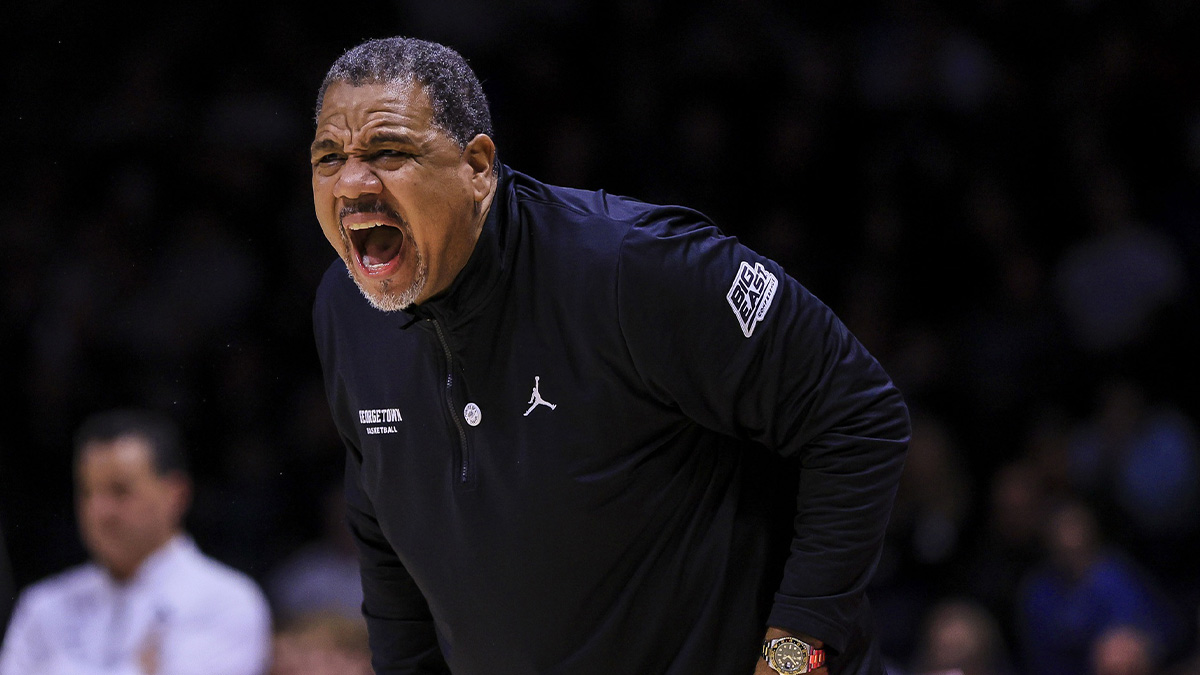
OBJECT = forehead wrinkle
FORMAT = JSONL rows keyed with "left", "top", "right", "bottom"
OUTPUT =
{"left": 360, "top": 116, "right": 429, "bottom": 144}
{"left": 349, "top": 110, "right": 440, "bottom": 155}
{"left": 313, "top": 82, "right": 451, "bottom": 156}
{"left": 312, "top": 115, "right": 352, "bottom": 152}
{"left": 329, "top": 81, "right": 431, "bottom": 122}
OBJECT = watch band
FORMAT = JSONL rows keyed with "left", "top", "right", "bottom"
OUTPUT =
{"left": 762, "top": 636, "right": 826, "bottom": 673}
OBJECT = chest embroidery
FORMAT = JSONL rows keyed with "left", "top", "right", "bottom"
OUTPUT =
{"left": 358, "top": 407, "right": 403, "bottom": 434}
{"left": 523, "top": 376, "right": 557, "bottom": 416}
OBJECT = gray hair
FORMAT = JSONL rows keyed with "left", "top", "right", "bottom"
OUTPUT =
{"left": 315, "top": 37, "right": 493, "bottom": 149}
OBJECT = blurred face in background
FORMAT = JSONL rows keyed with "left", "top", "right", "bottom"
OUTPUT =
{"left": 1092, "top": 627, "right": 1156, "bottom": 675}
{"left": 76, "top": 435, "right": 189, "bottom": 581}
{"left": 920, "top": 600, "right": 1004, "bottom": 675}
{"left": 1045, "top": 502, "right": 1099, "bottom": 580}
{"left": 270, "top": 613, "right": 372, "bottom": 675}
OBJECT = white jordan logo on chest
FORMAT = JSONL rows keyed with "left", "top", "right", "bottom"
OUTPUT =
{"left": 523, "top": 376, "right": 557, "bottom": 416}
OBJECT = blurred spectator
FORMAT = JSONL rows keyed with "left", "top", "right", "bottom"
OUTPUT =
{"left": 874, "top": 413, "right": 973, "bottom": 663}
{"left": 912, "top": 598, "right": 1016, "bottom": 675}
{"left": 952, "top": 176, "right": 1069, "bottom": 437}
{"left": 1092, "top": 626, "right": 1159, "bottom": 675}
{"left": 1164, "top": 608, "right": 1200, "bottom": 675}
{"left": 104, "top": 210, "right": 263, "bottom": 367}
{"left": 887, "top": 413, "right": 972, "bottom": 578}
{"left": 1067, "top": 378, "right": 1200, "bottom": 583}
{"left": 266, "top": 485, "right": 362, "bottom": 622}
{"left": 1017, "top": 499, "right": 1182, "bottom": 675}
{"left": 0, "top": 410, "right": 271, "bottom": 675}
{"left": 270, "top": 611, "right": 370, "bottom": 675}
{"left": 961, "top": 459, "right": 1051, "bottom": 652}
{"left": 1053, "top": 167, "right": 1185, "bottom": 355}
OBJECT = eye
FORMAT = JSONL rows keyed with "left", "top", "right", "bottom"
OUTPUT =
{"left": 313, "top": 153, "right": 345, "bottom": 166}
{"left": 372, "top": 149, "right": 412, "bottom": 161}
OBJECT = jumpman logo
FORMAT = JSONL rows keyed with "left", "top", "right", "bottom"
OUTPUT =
{"left": 523, "top": 376, "right": 557, "bottom": 416}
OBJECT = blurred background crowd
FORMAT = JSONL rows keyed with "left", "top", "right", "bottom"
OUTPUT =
{"left": 2, "top": 1, "right": 1198, "bottom": 673}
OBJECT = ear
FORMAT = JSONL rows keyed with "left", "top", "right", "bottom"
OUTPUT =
{"left": 163, "top": 472, "right": 193, "bottom": 522}
{"left": 462, "top": 133, "right": 497, "bottom": 202}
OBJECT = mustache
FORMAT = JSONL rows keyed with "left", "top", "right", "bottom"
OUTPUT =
{"left": 339, "top": 199, "right": 402, "bottom": 224}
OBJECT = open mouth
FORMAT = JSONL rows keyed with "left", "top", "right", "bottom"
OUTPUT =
{"left": 343, "top": 216, "right": 406, "bottom": 277}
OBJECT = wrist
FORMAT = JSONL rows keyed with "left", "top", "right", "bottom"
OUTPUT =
{"left": 761, "top": 628, "right": 826, "bottom": 674}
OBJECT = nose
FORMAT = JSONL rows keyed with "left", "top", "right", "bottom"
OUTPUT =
{"left": 82, "top": 493, "right": 120, "bottom": 527}
{"left": 85, "top": 490, "right": 118, "bottom": 513}
{"left": 333, "top": 157, "right": 382, "bottom": 199}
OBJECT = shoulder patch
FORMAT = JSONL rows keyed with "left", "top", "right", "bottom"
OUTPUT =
{"left": 726, "top": 261, "right": 778, "bottom": 337}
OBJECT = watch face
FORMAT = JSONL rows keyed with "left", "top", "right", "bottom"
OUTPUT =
{"left": 770, "top": 639, "right": 811, "bottom": 674}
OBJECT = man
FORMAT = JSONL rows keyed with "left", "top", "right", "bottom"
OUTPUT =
{"left": 311, "top": 37, "right": 909, "bottom": 674}
{"left": 0, "top": 409, "right": 272, "bottom": 675}
{"left": 1018, "top": 500, "right": 1180, "bottom": 675}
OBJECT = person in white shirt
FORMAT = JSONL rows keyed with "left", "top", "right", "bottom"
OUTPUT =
{"left": 0, "top": 409, "right": 272, "bottom": 675}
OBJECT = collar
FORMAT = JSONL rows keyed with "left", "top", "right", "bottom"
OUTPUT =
{"left": 403, "top": 164, "right": 516, "bottom": 330}
{"left": 102, "top": 533, "right": 193, "bottom": 592}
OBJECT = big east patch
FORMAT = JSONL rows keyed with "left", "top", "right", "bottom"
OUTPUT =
{"left": 726, "top": 261, "right": 778, "bottom": 337}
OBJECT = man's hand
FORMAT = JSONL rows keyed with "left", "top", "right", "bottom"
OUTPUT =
{"left": 139, "top": 628, "right": 161, "bottom": 675}
{"left": 754, "top": 627, "right": 829, "bottom": 675}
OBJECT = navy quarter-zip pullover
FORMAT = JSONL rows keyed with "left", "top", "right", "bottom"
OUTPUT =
{"left": 313, "top": 165, "right": 909, "bottom": 674}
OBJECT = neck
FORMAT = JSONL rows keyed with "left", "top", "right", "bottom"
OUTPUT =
{"left": 103, "top": 531, "right": 179, "bottom": 583}
{"left": 444, "top": 179, "right": 498, "bottom": 293}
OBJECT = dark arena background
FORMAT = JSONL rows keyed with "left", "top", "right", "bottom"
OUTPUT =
{"left": 2, "top": 2, "right": 1199, "bottom": 673}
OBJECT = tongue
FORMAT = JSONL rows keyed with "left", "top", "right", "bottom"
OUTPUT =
{"left": 362, "top": 227, "right": 403, "bottom": 266}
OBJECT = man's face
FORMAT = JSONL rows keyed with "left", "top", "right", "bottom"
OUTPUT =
{"left": 76, "top": 436, "right": 188, "bottom": 580}
{"left": 311, "top": 80, "right": 493, "bottom": 311}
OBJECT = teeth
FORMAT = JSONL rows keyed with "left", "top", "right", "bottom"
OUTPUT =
{"left": 346, "top": 221, "right": 388, "bottom": 231}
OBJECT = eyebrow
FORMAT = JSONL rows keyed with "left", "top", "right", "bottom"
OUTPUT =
{"left": 310, "top": 138, "right": 341, "bottom": 156}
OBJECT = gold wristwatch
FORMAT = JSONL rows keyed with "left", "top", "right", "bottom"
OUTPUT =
{"left": 762, "top": 636, "right": 826, "bottom": 674}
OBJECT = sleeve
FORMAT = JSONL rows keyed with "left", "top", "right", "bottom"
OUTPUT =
{"left": 344, "top": 438, "right": 451, "bottom": 674}
{"left": 0, "top": 589, "right": 51, "bottom": 675}
{"left": 615, "top": 209, "right": 910, "bottom": 654}
{"left": 0, "top": 589, "right": 142, "bottom": 675}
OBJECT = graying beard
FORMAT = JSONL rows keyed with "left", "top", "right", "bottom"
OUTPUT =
{"left": 342, "top": 248, "right": 427, "bottom": 312}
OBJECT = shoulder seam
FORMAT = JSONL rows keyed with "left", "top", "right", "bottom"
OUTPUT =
{"left": 517, "top": 195, "right": 623, "bottom": 225}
